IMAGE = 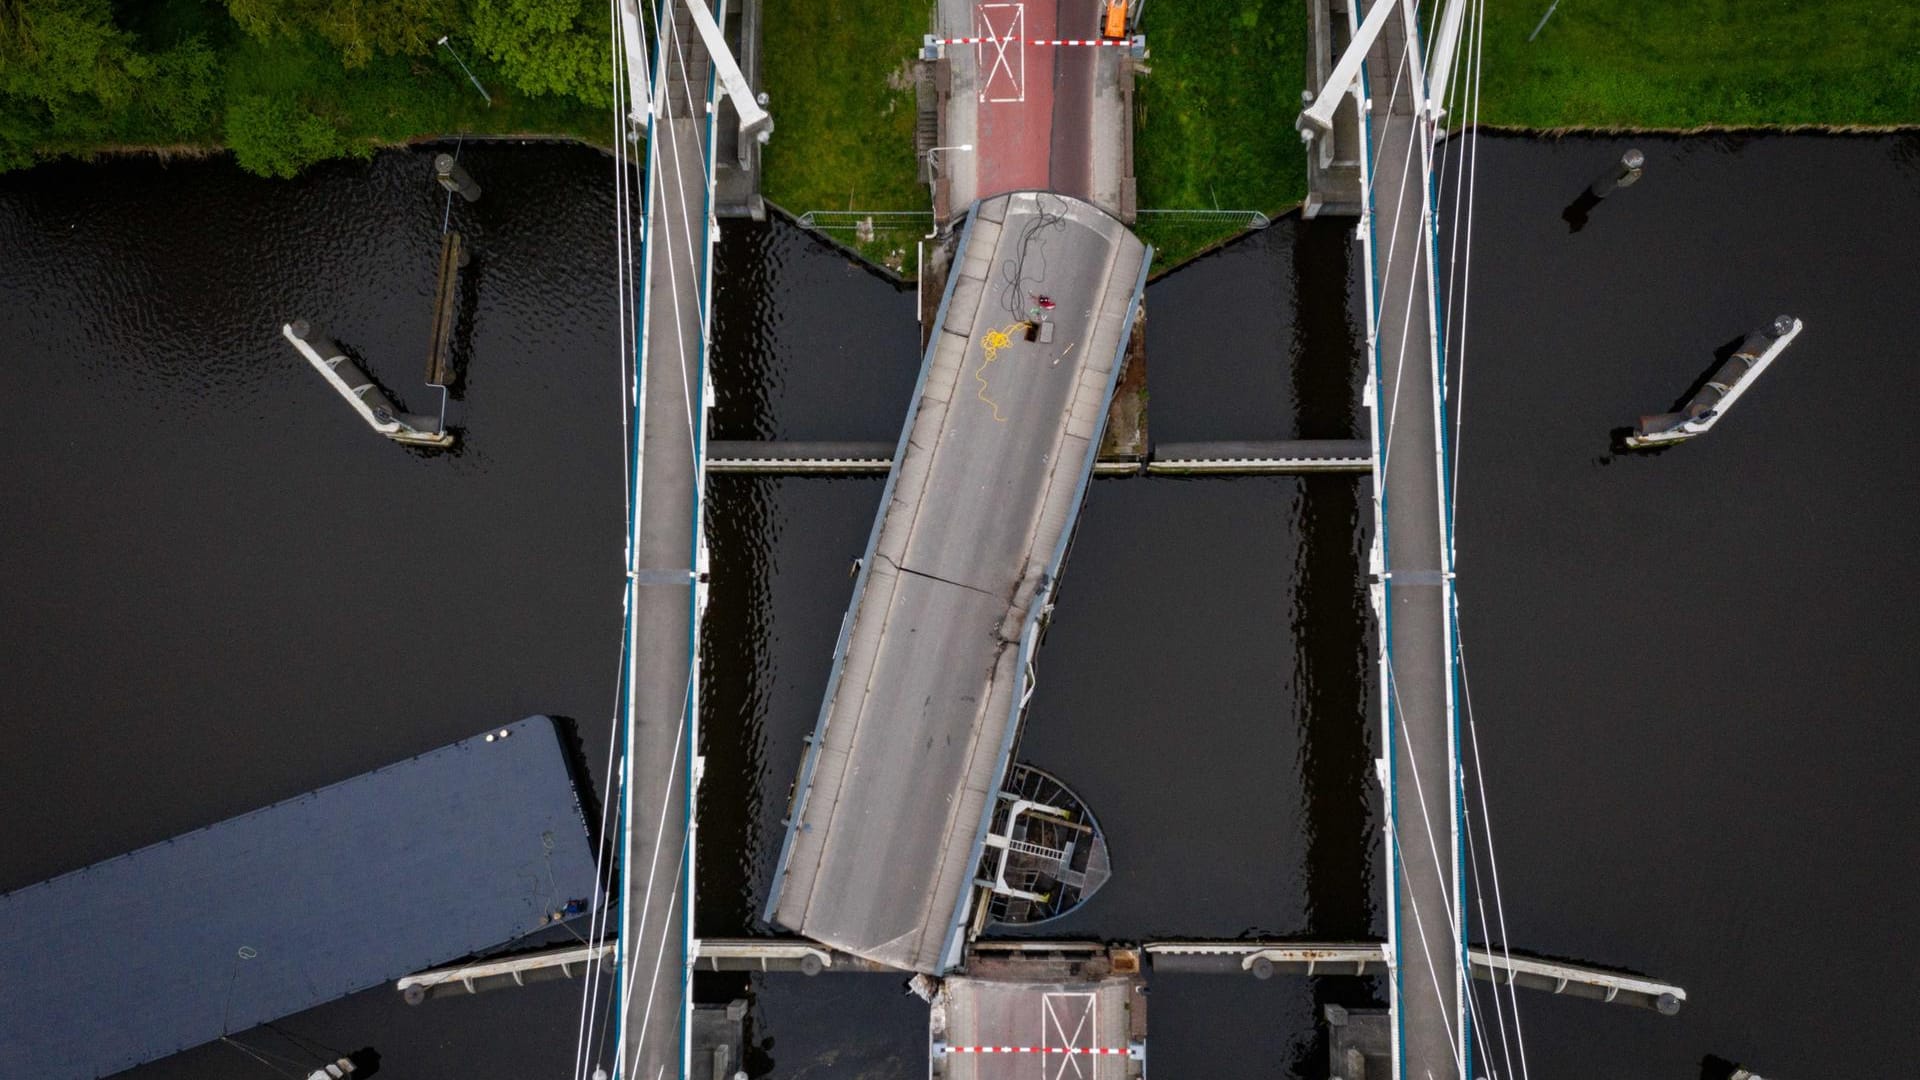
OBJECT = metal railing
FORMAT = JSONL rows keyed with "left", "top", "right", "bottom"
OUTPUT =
{"left": 795, "top": 210, "right": 932, "bottom": 233}
{"left": 796, "top": 208, "right": 1273, "bottom": 233}
{"left": 1133, "top": 208, "right": 1272, "bottom": 230}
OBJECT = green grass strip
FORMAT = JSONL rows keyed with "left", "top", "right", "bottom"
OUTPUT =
{"left": 1132, "top": 0, "right": 1307, "bottom": 267}
{"left": 1479, "top": 0, "right": 1920, "bottom": 129}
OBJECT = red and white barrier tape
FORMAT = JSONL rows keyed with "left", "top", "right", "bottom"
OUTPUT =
{"left": 940, "top": 1046, "right": 1132, "bottom": 1055}
{"left": 933, "top": 36, "right": 1134, "bottom": 46}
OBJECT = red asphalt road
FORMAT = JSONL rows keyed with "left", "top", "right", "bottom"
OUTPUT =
{"left": 972, "top": 0, "right": 1103, "bottom": 202}
{"left": 1048, "top": 0, "right": 1098, "bottom": 201}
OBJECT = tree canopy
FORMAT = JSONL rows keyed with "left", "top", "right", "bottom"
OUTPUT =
{"left": 224, "top": 0, "right": 454, "bottom": 68}
{"left": 467, "top": 0, "right": 608, "bottom": 105}
{"left": 0, "top": 0, "right": 218, "bottom": 169}
{"left": 0, "top": 0, "right": 610, "bottom": 175}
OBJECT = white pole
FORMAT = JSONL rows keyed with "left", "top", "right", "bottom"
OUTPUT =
{"left": 435, "top": 36, "right": 492, "bottom": 106}
{"left": 925, "top": 143, "right": 973, "bottom": 176}
{"left": 618, "top": 0, "right": 652, "bottom": 120}
{"left": 1426, "top": 0, "right": 1468, "bottom": 119}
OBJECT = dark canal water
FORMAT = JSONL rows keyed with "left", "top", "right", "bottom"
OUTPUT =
{"left": 2, "top": 133, "right": 1916, "bottom": 1079}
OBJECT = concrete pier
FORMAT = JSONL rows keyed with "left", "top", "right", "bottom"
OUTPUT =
{"left": 396, "top": 937, "right": 889, "bottom": 1003}
{"left": 712, "top": 0, "right": 766, "bottom": 219}
{"left": 1627, "top": 316, "right": 1801, "bottom": 448}
{"left": 1303, "top": 0, "right": 1365, "bottom": 217}
{"left": 1147, "top": 439, "right": 1371, "bottom": 474}
{"left": 434, "top": 153, "right": 481, "bottom": 202}
{"left": 1141, "top": 940, "right": 1684, "bottom": 1012}
{"left": 282, "top": 320, "right": 452, "bottom": 447}
{"left": 1588, "top": 148, "right": 1645, "bottom": 199}
{"left": 1325, "top": 1005, "right": 1392, "bottom": 1080}
{"left": 1468, "top": 947, "right": 1684, "bottom": 1013}
{"left": 766, "top": 191, "right": 1148, "bottom": 974}
{"left": 691, "top": 1000, "right": 748, "bottom": 1080}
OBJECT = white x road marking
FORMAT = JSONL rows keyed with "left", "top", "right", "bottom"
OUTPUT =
{"left": 1040, "top": 992, "right": 1097, "bottom": 1080}
{"left": 976, "top": 3, "right": 1026, "bottom": 103}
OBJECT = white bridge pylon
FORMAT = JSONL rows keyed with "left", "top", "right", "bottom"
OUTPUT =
{"left": 620, "top": 0, "right": 772, "bottom": 141}
{"left": 687, "top": 0, "right": 773, "bottom": 140}
{"left": 1297, "top": 0, "right": 1471, "bottom": 137}
{"left": 618, "top": 0, "right": 651, "bottom": 121}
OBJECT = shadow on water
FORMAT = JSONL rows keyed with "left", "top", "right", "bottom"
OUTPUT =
{"left": 549, "top": 715, "right": 611, "bottom": 884}
{"left": 1560, "top": 190, "right": 1600, "bottom": 233}
{"left": 698, "top": 475, "right": 776, "bottom": 936}
{"left": 706, "top": 215, "right": 919, "bottom": 443}
{"left": 446, "top": 245, "right": 486, "bottom": 400}
{"left": 1284, "top": 214, "right": 1385, "bottom": 1079}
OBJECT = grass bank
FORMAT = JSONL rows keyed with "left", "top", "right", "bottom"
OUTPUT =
{"left": 214, "top": 33, "right": 608, "bottom": 158}
{"left": 759, "top": 0, "right": 931, "bottom": 275}
{"left": 1131, "top": 0, "right": 1308, "bottom": 268}
{"left": 1477, "top": 0, "right": 1920, "bottom": 130}
{"left": 752, "top": 0, "right": 1313, "bottom": 276}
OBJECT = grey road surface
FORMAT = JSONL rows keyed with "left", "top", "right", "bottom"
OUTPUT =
{"left": 940, "top": 976, "right": 1140, "bottom": 1079}
{"left": 768, "top": 192, "right": 1148, "bottom": 973}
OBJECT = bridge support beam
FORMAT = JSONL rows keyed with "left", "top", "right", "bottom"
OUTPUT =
{"left": 1302, "top": 0, "right": 1365, "bottom": 217}
{"left": 1297, "top": 0, "right": 1398, "bottom": 139}
{"left": 282, "top": 321, "right": 452, "bottom": 448}
{"left": 685, "top": 0, "right": 772, "bottom": 142}
{"left": 617, "top": 0, "right": 651, "bottom": 121}
{"left": 1425, "top": 0, "right": 1470, "bottom": 119}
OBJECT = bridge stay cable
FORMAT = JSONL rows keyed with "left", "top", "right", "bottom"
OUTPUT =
{"left": 1419, "top": 0, "right": 1533, "bottom": 1075}
{"left": 1432, "top": 1, "right": 1531, "bottom": 1076}
{"left": 1456, "top": 598, "right": 1533, "bottom": 1080}
{"left": 1445, "top": 0, "right": 1485, "bottom": 556}
{"left": 1383, "top": 659, "right": 1488, "bottom": 1074}
{"left": 572, "top": 4, "right": 648, "bottom": 1078}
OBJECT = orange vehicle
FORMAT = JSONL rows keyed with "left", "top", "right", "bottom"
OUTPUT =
{"left": 1102, "top": 0, "right": 1127, "bottom": 39}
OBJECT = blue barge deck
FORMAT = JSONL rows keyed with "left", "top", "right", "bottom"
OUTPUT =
{"left": 0, "top": 715, "right": 599, "bottom": 1080}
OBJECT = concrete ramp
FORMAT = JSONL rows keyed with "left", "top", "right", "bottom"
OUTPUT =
{"left": 767, "top": 192, "right": 1149, "bottom": 973}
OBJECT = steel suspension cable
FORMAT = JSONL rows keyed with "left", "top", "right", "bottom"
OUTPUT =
{"left": 574, "top": 4, "right": 642, "bottom": 1076}
{"left": 1455, "top": 601, "right": 1532, "bottom": 1080}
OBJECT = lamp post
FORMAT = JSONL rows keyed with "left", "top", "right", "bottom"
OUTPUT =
{"left": 436, "top": 36, "right": 493, "bottom": 107}
{"left": 919, "top": 145, "right": 974, "bottom": 296}
{"left": 925, "top": 143, "right": 973, "bottom": 177}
